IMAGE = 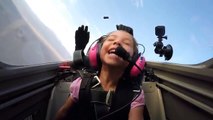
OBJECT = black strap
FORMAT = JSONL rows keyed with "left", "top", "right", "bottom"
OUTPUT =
{"left": 66, "top": 70, "right": 97, "bottom": 120}
{"left": 65, "top": 75, "right": 94, "bottom": 119}
{"left": 78, "top": 74, "right": 97, "bottom": 120}
{"left": 95, "top": 79, "right": 135, "bottom": 120}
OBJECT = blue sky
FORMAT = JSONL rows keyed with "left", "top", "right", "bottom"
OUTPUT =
{"left": 26, "top": 0, "right": 213, "bottom": 64}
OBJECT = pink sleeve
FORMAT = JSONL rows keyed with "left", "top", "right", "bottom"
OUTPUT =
{"left": 131, "top": 90, "right": 145, "bottom": 109}
{"left": 69, "top": 77, "right": 82, "bottom": 102}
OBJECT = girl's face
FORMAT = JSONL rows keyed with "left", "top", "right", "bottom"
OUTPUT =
{"left": 100, "top": 30, "right": 135, "bottom": 68}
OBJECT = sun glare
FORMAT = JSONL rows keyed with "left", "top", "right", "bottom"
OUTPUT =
{"left": 25, "top": 0, "right": 75, "bottom": 55}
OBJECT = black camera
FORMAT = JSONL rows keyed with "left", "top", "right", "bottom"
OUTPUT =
{"left": 155, "top": 26, "right": 165, "bottom": 37}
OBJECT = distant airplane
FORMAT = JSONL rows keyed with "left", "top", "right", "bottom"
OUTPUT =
{"left": 103, "top": 16, "right": 109, "bottom": 19}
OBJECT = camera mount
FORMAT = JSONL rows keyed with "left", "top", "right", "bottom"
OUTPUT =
{"left": 153, "top": 26, "right": 173, "bottom": 60}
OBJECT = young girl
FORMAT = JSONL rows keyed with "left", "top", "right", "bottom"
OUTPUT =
{"left": 55, "top": 27, "right": 145, "bottom": 120}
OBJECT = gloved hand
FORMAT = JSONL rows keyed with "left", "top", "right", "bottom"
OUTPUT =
{"left": 116, "top": 24, "right": 134, "bottom": 36}
{"left": 75, "top": 25, "right": 90, "bottom": 50}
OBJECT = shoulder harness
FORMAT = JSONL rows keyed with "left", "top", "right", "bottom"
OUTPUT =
{"left": 68, "top": 70, "right": 145, "bottom": 120}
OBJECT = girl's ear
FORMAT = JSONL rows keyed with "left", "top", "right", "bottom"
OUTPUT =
{"left": 129, "top": 53, "right": 146, "bottom": 77}
{"left": 87, "top": 35, "right": 107, "bottom": 70}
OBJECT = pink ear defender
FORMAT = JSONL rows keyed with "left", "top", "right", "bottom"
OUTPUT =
{"left": 88, "top": 43, "right": 99, "bottom": 69}
{"left": 88, "top": 42, "right": 146, "bottom": 76}
{"left": 130, "top": 56, "right": 145, "bottom": 77}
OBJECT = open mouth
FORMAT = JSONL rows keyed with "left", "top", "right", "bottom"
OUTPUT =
{"left": 108, "top": 49, "right": 116, "bottom": 54}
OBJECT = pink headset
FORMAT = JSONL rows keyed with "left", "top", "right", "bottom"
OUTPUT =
{"left": 87, "top": 36, "right": 146, "bottom": 77}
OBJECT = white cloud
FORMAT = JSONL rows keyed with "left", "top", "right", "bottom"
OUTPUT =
{"left": 67, "top": 0, "right": 78, "bottom": 4}
{"left": 131, "top": 0, "right": 144, "bottom": 8}
{"left": 190, "top": 34, "right": 199, "bottom": 46}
